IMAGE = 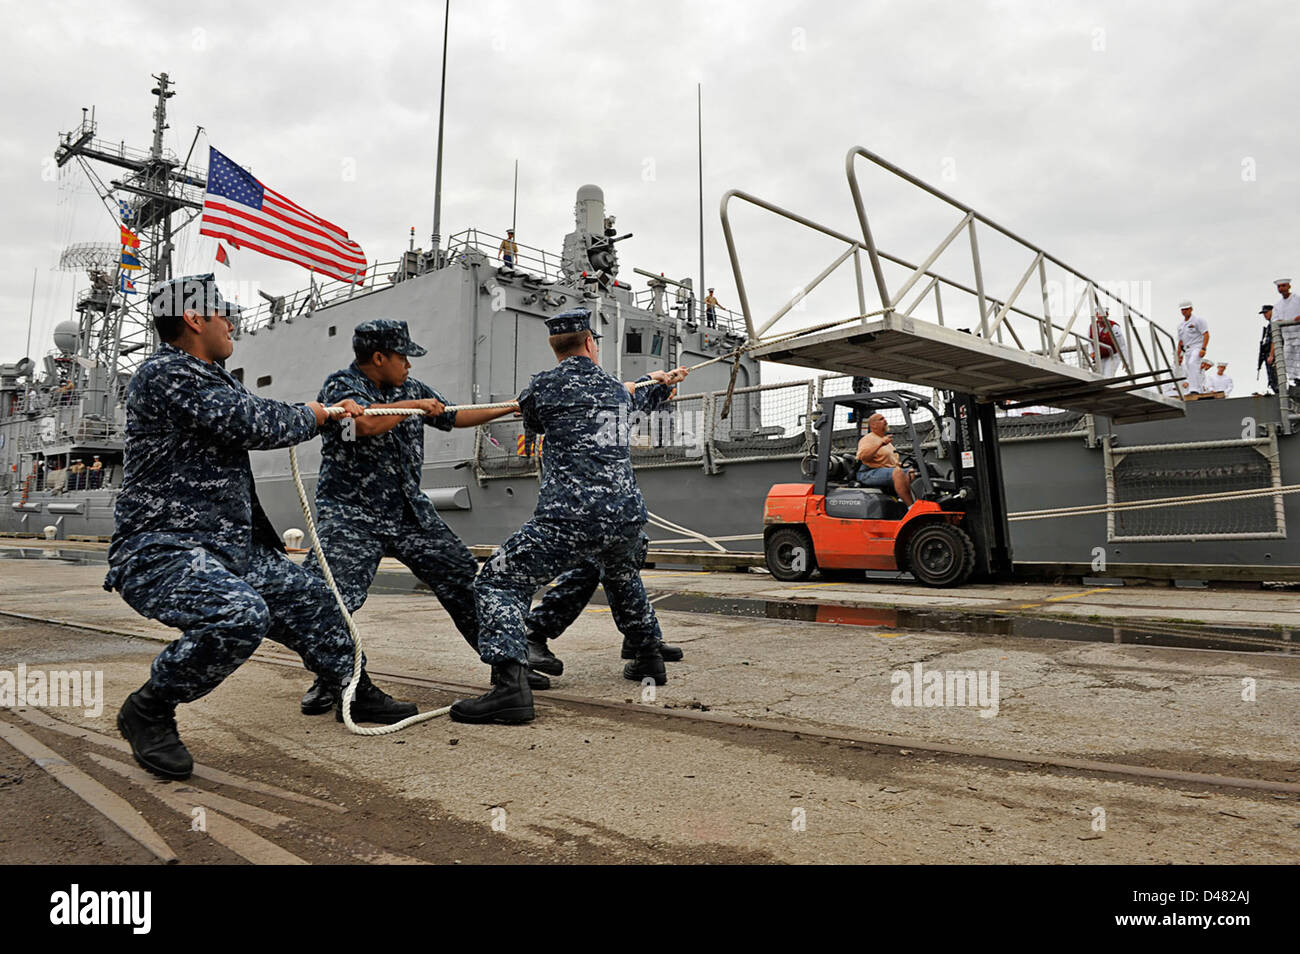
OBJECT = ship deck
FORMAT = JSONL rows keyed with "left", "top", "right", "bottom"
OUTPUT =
{"left": 1, "top": 539, "right": 1296, "bottom": 864}
{"left": 752, "top": 314, "right": 1185, "bottom": 422}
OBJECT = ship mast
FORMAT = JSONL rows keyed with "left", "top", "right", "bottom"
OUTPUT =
{"left": 55, "top": 72, "right": 207, "bottom": 384}
{"left": 430, "top": 0, "right": 451, "bottom": 268}
{"left": 697, "top": 83, "right": 704, "bottom": 319}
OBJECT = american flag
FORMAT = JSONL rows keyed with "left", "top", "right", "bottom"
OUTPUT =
{"left": 199, "top": 147, "right": 367, "bottom": 284}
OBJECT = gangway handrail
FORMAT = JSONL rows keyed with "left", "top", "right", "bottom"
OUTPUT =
{"left": 720, "top": 188, "right": 1100, "bottom": 369}
{"left": 720, "top": 147, "right": 1180, "bottom": 406}
{"left": 844, "top": 146, "right": 1178, "bottom": 380}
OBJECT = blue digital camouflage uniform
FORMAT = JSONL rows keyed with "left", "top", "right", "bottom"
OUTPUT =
{"left": 103, "top": 342, "right": 356, "bottom": 703}
{"left": 475, "top": 349, "right": 672, "bottom": 665}
{"left": 302, "top": 325, "right": 479, "bottom": 648}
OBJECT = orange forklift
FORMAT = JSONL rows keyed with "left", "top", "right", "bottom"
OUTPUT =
{"left": 763, "top": 390, "right": 1013, "bottom": 587}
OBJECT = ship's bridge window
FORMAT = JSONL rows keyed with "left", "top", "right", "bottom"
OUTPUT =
{"left": 231, "top": 368, "right": 244, "bottom": 383}
{"left": 328, "top": 326, "right": 337, "bottom": 337}
{"left": 651, "top": 333, "right": 664, "bottom": 356}
{"left": 257, "top": 375, "right": 272, "bottom": 388}
{"left": 625, "top": 330, "right": 642, "bottom": 354}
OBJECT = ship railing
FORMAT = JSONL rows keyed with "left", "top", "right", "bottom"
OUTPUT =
{"left": 719, "top": 145, "right": 1181, "bottom": 400}
{"left": 459, "top": 368, "right": 1128, "bottom": 482}
{"left": 235, "top": 259, "right": 409, "bottom": 336}
{"left": 71, "top": 418, "right": 117, "bottom": 443}
{"left": 468, "top": 374, "right": 1110, "bottom": 483}
{"left": 13, "top": 413, "right": 119, "bottom": 452}
{"left": 445, "top": 229, "right": 565, "bottom": 282}
{"left": 58, "top": 132, "right": 176, "bottom": 169}
{"left": 706, "top": 380, "right": 816, "bottom": 468}
{"left": 630, "top": 285, "right": 747, "bottom": 336}
{"left": 74, "top": 283, "right": 115, "bottom": 311}
{"left": 630, "top": 392, "right": 711, "bottom": 470}
{"left": 471, "top": 420, "right": 541, "bottom": 482}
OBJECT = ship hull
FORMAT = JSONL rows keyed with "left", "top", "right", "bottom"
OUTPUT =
{"left": 6, "top": 393, "right": 1300, "bottom": 575}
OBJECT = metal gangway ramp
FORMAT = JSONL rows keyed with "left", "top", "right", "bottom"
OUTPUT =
{"left": 721, "top": 147, "right": 1185, "bottom": 423}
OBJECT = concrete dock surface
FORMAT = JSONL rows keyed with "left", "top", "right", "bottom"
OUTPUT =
{"left": 1, "top": 547, "right": 1297, "bottom": 864}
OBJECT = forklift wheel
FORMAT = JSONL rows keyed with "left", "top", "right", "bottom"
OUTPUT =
{"left": 906, "top": 522, "right": 975, "bottom": 588}
{"left": 765, "top": 526, "right": 817, "bottom": 582}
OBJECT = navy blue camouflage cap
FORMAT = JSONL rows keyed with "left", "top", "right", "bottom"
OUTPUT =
{"left": 352, "top": 318, "right": 428, "bottom": 357}
{"left": 149, "top": 273, "right": 243, "bottom": 322}
{"left": 544, "top": 308, "right": 601, "bottom": 339}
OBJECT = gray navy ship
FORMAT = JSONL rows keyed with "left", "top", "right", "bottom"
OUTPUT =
{"left": 6, "top": 75, "right": 1300, "bottom": 579}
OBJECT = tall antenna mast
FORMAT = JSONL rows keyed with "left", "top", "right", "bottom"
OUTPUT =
{"left": 150, "top": 72, "right": 172, "bottom": 160}
{"left": 24, "top": 269, "right": 36, "bottom": 360}
{"left": 148, "top": 72, "right": 175, "bottom": 284}
{"left": 512, "top": 158, "right": 518, "bottom": 236}
{"left": 430, "top": 0, "right": 451, "bottom": 267}
{"left": 697, "top": 83, "right": 704, "bottom": 316}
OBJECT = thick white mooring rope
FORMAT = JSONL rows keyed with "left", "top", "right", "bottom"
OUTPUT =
{"left": 289, "top": 409, "right": 452, "bottom": 735}
{"left": 1007, "top": 482, "right": 1300, "bottom": 521}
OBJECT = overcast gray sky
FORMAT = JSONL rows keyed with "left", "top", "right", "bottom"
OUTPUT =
{"left": 3, "top": 0, "right": 1298, "bottom": 392}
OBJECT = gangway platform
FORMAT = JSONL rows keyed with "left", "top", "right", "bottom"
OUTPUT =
{"left": 723, "top": 146, "right": 1186, "bottom": 424}
{"left": 751, "top": 312, "right": 1185, "bottom": 423}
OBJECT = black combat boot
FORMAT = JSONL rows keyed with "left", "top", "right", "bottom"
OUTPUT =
{"left": 623, "top": 645, "right": 667, "bottom": 686}
{"left": 117, "top": 681, "right": 194, "bottom": 780}
{"left": 334, "top": 670, "right": 418, "bottom": 725}
{"left": 497, "top": 666, "right": 550, "bottom": 690}
{"left": 621, "top": 637, "right": 683, "bottom": 662}
{"left": 450, "top": 662, "right": 535, "bottom": 724}
{"left": 300, "top": 677, "right": 336, "bottom": 715}
{"left": 527, "top": 637, "right": 564, "bottom": 676}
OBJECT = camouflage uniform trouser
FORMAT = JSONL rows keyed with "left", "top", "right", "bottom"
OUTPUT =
{"left": 475, "top": 519, "right": 662, "bottom": 665}
{"left": 117, "top": 543, "right": 356, "bottom": 705}
{"left": 524, "top": 533, "right": 651, "bottom": 642}
{"left": 303, "top": 507, "right": 479, "bottom": 651}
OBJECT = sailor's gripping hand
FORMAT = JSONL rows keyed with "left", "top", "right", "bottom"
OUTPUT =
{"left": 415, "top": 397, "right": 446, "bottom": 417}
{"left": 309, "top": 398, "right": 366, "bottom": 426}
{"left": 648, "top": 367, "right": 689, "bottom": 386}
{"left": 647, "top": 366, "right": 689, "bottom": 400}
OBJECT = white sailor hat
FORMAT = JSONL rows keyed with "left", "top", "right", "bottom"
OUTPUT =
{"left": 1216, "top": 360, "right": 1228, "bottom": 367}
{"left": 1177, "top": 300, "right": 1193, "bottom": 309}
{"left": 1276, "top": 278, "right": 1292, "bottom": 286}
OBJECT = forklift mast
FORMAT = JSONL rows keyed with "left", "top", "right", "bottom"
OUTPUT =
{"left": 950, "top": 393, "right": 1015, "bottom": 579}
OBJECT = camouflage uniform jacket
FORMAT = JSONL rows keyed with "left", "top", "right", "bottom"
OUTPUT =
{"left": 315, "top": 363, "right": 457, "bottom": 533}
{"left": 520, "top": 355, "right": 671, "bottom": 526}
{"left": 105, "top": 342, "right": 318, "bottom": 587}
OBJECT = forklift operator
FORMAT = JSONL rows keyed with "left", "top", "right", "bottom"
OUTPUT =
{"left": 855, "top": 413, "right": 916, "bottom": 506}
